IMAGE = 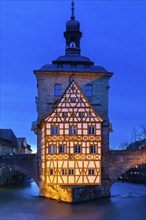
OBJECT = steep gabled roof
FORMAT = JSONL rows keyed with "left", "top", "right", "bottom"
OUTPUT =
{"left": 43, "top": 80, "right": 104, "bottom": 123}
{"left": 0, "top": 129, "right": 18, "bottom": 147}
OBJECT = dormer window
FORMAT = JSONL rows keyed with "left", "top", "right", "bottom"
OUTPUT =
{"left": 71, "top": 64, "right": 76, "bottom": 68}
{"left": 85, "top": 64, "right": 90, "bottom": 68}
{"left": 58, "top": 63, "right": 63, "bottom": 68}
{"left": 54, "top": 84, "right": 62, "bottom": 96}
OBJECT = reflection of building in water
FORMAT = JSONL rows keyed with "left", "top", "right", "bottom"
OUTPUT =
{"left": 0, "top": 129, "right": 32, "bottom": 185}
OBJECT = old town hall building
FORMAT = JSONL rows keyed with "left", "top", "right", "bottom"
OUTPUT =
{"left": 32, "top": 1, "right": 113, "bottom": 199}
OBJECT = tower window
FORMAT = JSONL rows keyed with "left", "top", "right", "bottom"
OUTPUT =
{"left": 88, "top": 126, "right": 95, "bottom": 135}
{"left": 85, "top": 84, "right": 93, "bottom": 97}
{"left": 70, "top": 126, "right": 77, "bottom": 135}
{"left": 59, "top": 145, "right": 66, "bottom": 154}
{"left": 48, "top": 146, "right": 56, "bottom": 154}
{"left": 90, "top": 145, "right": 97, "bottom": 154}
{"left": 74, "top": 145, "right": 81, "bottom": 153}
{"left": 51, "top": 126, "right": 58, "bottom": 135}
{"left": 54, "top": 84, "right": 62, "bottom": 96}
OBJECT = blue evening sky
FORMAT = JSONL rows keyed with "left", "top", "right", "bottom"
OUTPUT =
{"left": 1, "top": 0, "right": 145, "bottom": 152}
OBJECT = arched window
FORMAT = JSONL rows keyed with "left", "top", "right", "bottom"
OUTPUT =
{"left": 70, "top": 42, "right": 76, "bottom": 48}
{"left": 85, "top": 84, "right": 93, "bottom": 97}
{"left": 54, "top": 84, "right": 62, "bottom": 96}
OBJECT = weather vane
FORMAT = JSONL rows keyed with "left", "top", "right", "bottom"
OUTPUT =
{"left": 71, "top": 0, "right": 75, "bottom": 20}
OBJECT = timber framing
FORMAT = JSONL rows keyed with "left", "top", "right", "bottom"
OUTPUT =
{"left": 40, "top": 81, "right": 104, "bottom": 185}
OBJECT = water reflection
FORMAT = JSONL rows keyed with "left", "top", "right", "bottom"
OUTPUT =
{"left": 0, "top": 181, "right": 146, "bottom": 220}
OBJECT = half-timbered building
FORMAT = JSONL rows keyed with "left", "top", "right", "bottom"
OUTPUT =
{"left": 41, "top": 81, "right": 103, "bottom": 185}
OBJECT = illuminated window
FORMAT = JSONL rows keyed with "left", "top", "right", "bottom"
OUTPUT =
{"left": 85, "top": 84, "right": 93, "bottom": 97}
{"left": 48, "top": 146, "right": 56, "bottom": 154}
{"left": 62, "top": 112, "right": 68, "bottom": 117}
{"left": 70, "top": 126, "right": 77, "bottom": 135}
{"left": 88, "top": 126, "right": 95, "bottom": 135}
{"left": 70, "top": 97, "right": 76, "bottom": 103}
{"left": 90, "top": 145, "right": 97, "bottom": 154}
{"left": 68, "top": 169, "right": 74, "bottom": 175}
{"left": 88, "top": 169, "right": 94, "bottom": 175}
{"left": 50, "top": 169, "right": 53, "bottom": 175}
{"left": 59, "top": 145, "right": 66, "bottom": 154}
{"left": 74, "top": 145, "right": 81, "bottom": 153}
{"left": 62, "top": 169, "right": 67, "bottom": 175}
{"left": 79, "top": 112, "right": 85, "bottom": 117}
{"left": 51, "top": 126, "right": 58, "bottom": 135}
{"left": 54, "top": 84, "right": 62, "bottom": 96}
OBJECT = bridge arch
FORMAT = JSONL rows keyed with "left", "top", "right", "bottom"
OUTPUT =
{"left": 1, "top": 164, "right": 39, "bottom": 186}
{"left": 0, "top": 154, "right": 39, "bottom": 186}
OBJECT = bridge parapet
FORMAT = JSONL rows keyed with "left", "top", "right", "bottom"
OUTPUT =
{"left": 0, "top": 154, "right": 37, "bottom": 161}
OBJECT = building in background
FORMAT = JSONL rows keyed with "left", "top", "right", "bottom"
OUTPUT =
{"left": 0, "top": 129, "right": 32, "bottom": 185}
{"left": 119, "top": 139, "right": 146, "bottom": 184}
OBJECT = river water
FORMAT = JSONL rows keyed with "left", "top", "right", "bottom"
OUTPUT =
{"left": 0, "top": 181, "right": 146, "bottom": 220}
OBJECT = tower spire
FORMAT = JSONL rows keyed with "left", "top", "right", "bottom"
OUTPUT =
{"left": 71, "top": 0, "right": 75, "bottom": 20}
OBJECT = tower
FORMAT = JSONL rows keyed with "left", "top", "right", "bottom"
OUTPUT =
{"left": 32, "top": 1, "right": 113, "bottom": 202}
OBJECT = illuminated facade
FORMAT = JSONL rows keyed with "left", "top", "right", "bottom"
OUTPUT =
{"left": 41, "top": 81, "right": 103, "bottom": 185}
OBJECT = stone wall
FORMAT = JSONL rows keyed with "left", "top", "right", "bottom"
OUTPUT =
{"left": 36, "top": 72, "right": 110, "bottom": 122}
{"left": 40, "top": 183, "right": 110, "bottom": 203}
{"left": 36, "top": 71, "right": 111, "bottom": 154}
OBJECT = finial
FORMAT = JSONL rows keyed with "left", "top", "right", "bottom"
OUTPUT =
{"left": 71, "top": 0, "right": 75, "bottom": 20}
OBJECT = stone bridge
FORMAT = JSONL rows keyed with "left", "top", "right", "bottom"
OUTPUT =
{"left": 103, "top": 150, "right": 146, "bottom": 187}
{"left": 0, "top": 150, "right": 146, "bottom": 202}
{"left": 0, "top": 154, "right": 39, "bottom": 186}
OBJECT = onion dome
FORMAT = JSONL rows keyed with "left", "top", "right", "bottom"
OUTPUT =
{"left": 64, "top": 0, "right": 82, "bottom": 55}
{"left": 66, "top": 19, "right": 80, "bottom": 31}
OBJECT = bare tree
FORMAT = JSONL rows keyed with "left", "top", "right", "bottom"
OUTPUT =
{"left": 139, "top": 124, "right": 146, "bottom": 139}
{"left": 131, "top": 128, "right": 139, "bottom": 142}
{"left": 119, "top": 141, "right": 129, "bottom": 150}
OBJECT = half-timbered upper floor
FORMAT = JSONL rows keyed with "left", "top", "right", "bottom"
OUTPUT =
{"left": 40, "top": 81, "right": 104, "bottom": 185}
